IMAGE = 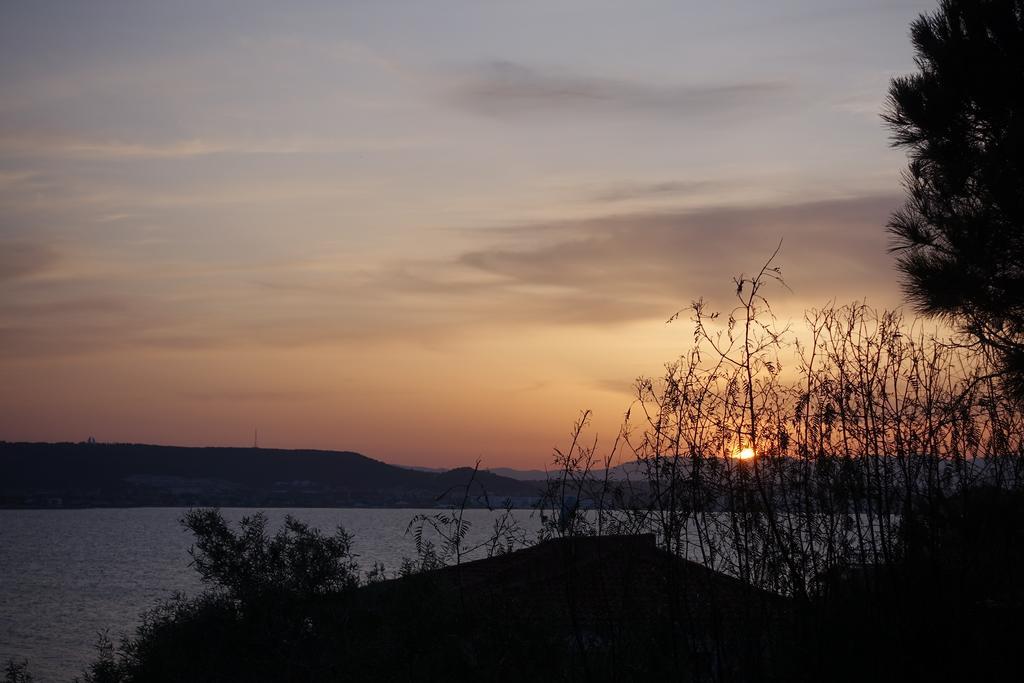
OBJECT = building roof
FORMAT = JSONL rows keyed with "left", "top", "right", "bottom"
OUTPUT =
{"left": 367, "top": 533, "right": 791, "bottom": 640}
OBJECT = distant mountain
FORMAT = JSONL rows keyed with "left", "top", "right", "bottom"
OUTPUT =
{"left": 489, "top": 462, "right": 646, "bottom": 481}
{"left": 403, "top": 465, "right": 554, "bottom": 481}
{"left": 0, "top": 442, "right": 542, "bottom": 509}
{"left": 488, "top": 467, "right": 550, "bottom": 481}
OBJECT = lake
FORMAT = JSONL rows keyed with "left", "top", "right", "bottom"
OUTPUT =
{"left": 0, "top": 507, "right": 544, "bottom": 682}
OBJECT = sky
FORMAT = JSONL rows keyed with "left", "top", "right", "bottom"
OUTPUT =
{"left": 0, "top": 0, "right": 937, "bottom": 468}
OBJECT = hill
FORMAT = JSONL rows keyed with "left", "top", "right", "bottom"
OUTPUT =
{"left": 0, "top": 442, "right": 542, "bottom": 509}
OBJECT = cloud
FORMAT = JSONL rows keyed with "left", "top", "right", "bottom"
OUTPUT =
{"left": 252, "top": 193, "right": 904, "bottom": 339}
{"left": 593, "top": 378, "right": 639, "bottom": 397}
{"left": 450, "top": 61, "right": 789, "bottom": 118}
{"left": 0, "top": 170, "right": 45, "bottom": 190}
{"left": 0, "top": 242, "right": 57, "bottom": 281}
{"left": 588, "top": 180, "right": 720, "bottom": 203}
{"left": 0, "top": 296, "right": 125, "bottom": 318}
{"left": 456, "top": 194, "right": 902, "bottom": 310}
{"left": 0, "top": 131, "right": 427, "bottom": 161}
{"left": 179, "top": 389, "right": 324, "bottom": 403}
{"left": 0, "top": 194, "right": 905, "bottom": 360}
{"left": 0, "top": 132, "right": 251, "bottom": 160}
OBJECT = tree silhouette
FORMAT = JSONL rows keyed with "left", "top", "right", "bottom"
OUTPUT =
{"left": 884, "top": 0, "right": 1024, "bottom": 394}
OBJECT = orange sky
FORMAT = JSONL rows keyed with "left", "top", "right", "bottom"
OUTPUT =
{"left": 0, "top": 1, "right": 934, "bottom": 468}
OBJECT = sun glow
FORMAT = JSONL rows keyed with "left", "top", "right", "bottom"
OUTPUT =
{"left": 732, "top": 447, "right": 756, "bottom": 460}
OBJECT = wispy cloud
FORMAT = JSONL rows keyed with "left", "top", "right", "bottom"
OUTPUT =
{"left": 587, "top": 180, "right": 720, "bottom": 203}
{"left": 0, "top": 194, "right": 903, "bottom": 360}
{"left": 0, "top": 242, "right": 58, "bottom": 281}
{"left": 0, "top": 170, "right": 45, "bottom": 190}
{"left": 593, "top": 378, "right": 638, "bottom": 397}
{"left": 179, "top": 389, "right": 325, "bottom": 403}
{"left": 0, "top": 132, "right": 428, "bottom": 161}
{"left": 450, "top": 61, "right": 789, "bottom": 118}
{"left": 252, "top": 193, "right": 904, "bottom": 338}
{"left": 453, "top": 194, "right": 902, "bottom": 319}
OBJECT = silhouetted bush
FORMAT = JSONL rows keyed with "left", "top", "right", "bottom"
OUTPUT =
{"left": 75, "top": 510, "right": 366, "bottom": 683}
{"left": 3, "top": 659, "right": 33, "bottom": 683}
{"left": 182, "top": 509, "right": 360, "bottom": 600}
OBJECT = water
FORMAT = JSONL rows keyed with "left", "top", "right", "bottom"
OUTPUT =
{"left": 0, "top": 508, "right": 542, "bottom": 682}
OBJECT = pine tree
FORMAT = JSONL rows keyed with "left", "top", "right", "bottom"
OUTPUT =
{"left": 885, "top": 0, "right": 1024, "bottom": 393}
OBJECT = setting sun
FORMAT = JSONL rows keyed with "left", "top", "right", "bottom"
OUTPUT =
{"left": 732, "top": 447, "right": 756, "bottom": 460}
